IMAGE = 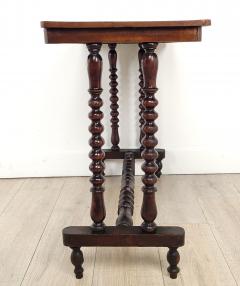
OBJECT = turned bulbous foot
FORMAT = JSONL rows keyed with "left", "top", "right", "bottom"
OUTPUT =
{"left": 71, "top": 247, "right": 84, "bottom": 279}
{"left": 167, "top": 247, "right": 180, "bottom": 279}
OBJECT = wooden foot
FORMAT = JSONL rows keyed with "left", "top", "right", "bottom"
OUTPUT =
{"left": 70, "top": 247, "right": 84, "bottom": 279}
{"left": 167, "top": 247, "right": 180, "bottom": 279}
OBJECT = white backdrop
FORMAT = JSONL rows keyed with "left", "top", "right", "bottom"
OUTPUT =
{"left": 0, "top": 0, "right": 240, "bottom": 177}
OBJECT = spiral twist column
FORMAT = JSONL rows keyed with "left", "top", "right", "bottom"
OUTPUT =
{"left": 138, "top": 44, "right": 145, "bottom": 151}
{"left": 108, "top": 43, "right": 120, "bottom": 151}
{"left": 116, "top": 152, "right": 135, "bottom": 227}
{"left": 140, "top": 42, "right": 159, "bottom": 233}
{"left": 87, "top": 43, "right": 106, "bottom": 232}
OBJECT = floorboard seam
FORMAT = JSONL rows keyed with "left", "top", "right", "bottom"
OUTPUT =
{"left": 0, "top": 179, "right": 26, "bottom": 217}
{"left": 232, "top": 181, "right": 240, "bottom": 196}
{"left": 19, "top": 179, "right": 66, "bottom": 286}
{"left": 91, "top": 247, "right": 98, "bottom": 286}
{"left": 198, "top": 199, "right": 239, "bottom": 286}
{"left": 157, "top": 248, "right": 167, "bottom": 286}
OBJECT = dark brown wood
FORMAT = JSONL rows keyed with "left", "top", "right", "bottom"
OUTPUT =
{"left": 64, "top": 226, "right": 184, "bottom": 280}
{"left": 43, "top": 27, "right": 204, "bottom": 44}
{"left": 41, "top": 20, "right": 211, "bottom": 44}
{"left": 41, "top": 20, "right": 211, "bottom": 28}
{"left": 71, "top": 247, "right": 84, "bottom": 279}
{"left": 116, "top": 152, "right": 135, "bottom": 227}
{"left": 108, "top": 43, "right": 120, "bottom": 151}
{"left": 138, "top": 44, "right": 145, "bottom": 151}
{"left": 167, "top": 247, "right": 180, "bottom": 279}
{"left": 87, "top": 43, "right": 106, "bottom": 232}
{"left": 103, "top": 148, "right": 165, "bottom": 160}
{"left": 63, "top": 226, "right": 185, "bottom": 247}
{"left": 140, "top": 43, "right": 159, "bottom": 233}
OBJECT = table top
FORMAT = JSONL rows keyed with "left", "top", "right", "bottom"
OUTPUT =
{"left": 41, "top": 20, "right": 211, "bottom": 29}
{"left": 41, "top": 20, "right": 211, "bottom": 44}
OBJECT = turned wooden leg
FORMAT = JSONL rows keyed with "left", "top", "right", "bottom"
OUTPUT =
{"left": 87, "top": 43, "right": 106, "bottom": 232}
{"left": 138, "top": 44, "right": 145, "bottom": 151}
{"left": 167, "top": 247, "right": 180, "bottom": 279}
{"left": 140, "top": 42, "right": 159, "bottom": 233}
{"left": 71, "top": 247, "right": 84, "bottom": 279}
{"left": 108, "top": 43, "right": 120, "bottom": 151}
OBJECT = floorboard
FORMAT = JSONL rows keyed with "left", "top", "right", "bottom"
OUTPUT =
{"left": 21, "top": 177, "right": 95, "bottom": 286}
{"left": 159, "top": 224, "right": 237, "bottom": 286}
{"left": 0, "top": 178, "right": 64, "bottom": 285}
{"left": 0, "top": 178, "right": 25, "bottom": 215}
{"left": 0, "top": 175, "right": 239, "bottom": 286}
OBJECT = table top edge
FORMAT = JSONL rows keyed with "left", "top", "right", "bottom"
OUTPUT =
{"left": 41, "top": 19, "right": 211, "bottom": 29}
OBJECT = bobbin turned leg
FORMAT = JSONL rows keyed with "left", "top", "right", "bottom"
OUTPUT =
{"left": 87, "top": 43, "right": 106, "bottom": 232}
{"left": 167, "top": 247, "right": 180, "bottom": 279}
{"left": 139, "top": 44, "right": 164, "bottom": 178}
{"left": 71, "top": 247, "right": 84, "bottom": 279}
{"left": 140, "top": 42, "right": 159, "bottom": 233}
{"left": 108, "top": 43, "right": 120, "bottom": 151}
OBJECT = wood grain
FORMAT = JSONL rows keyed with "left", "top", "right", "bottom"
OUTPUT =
{"left": 0, "top": 178, "right": 64, "bottom": 285}
{"left": 155, "top": 175, "right": 207, "bottom": 224}
{"left": 159, "top": 224, "right": 237, "bottom": 286}
{"left": 198, "top": 183, "right": 240, "bottom": 283}
{"left": 0, "top": 178, "right": 25, "bottom": 215}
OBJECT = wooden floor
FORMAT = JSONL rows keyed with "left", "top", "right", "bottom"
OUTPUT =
{"left": 0, "top": 174, "right": 240, "bottom": 286}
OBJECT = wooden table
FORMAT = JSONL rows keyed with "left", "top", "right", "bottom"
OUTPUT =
{"left": 41, "top": 20, "right": 211, "bottom": 280}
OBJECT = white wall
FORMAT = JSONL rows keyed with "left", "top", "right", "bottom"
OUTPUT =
{"left": 0, "top": 0, "right": 240, "bottom": 177}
